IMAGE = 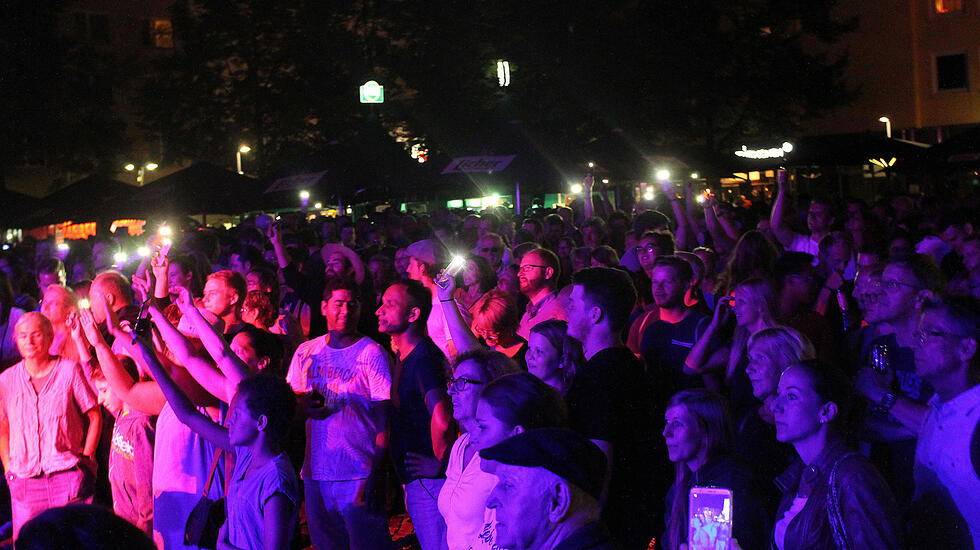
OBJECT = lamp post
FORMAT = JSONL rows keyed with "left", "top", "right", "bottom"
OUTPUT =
{"left": 878, "top": 117, "right": 892, "bottom": 139}
{"left": 124, "top": 162, "right": 158, "bottom": 186}
{"left": 236, "top": 145, "right": 251, "bottom": 174}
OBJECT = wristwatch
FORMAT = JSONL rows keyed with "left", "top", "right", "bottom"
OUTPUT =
{"left": 875, "top": 392, "right": 897, "bottom": 414}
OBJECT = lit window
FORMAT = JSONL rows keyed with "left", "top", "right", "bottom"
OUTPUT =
{"left": 144, "top": 19, "right": 174, "bottom": 48}
{"left": 936, "top": 53, "right": 968, "bottom": 91}
{"left": 934, "top": 0, "right": 964, "bottom": 13}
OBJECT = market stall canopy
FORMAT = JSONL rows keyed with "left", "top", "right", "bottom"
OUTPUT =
{"left": 929, "top": 126, "right": 980, "bottom": 165}
{"left": 783, "top": 134, "right": 931, "bottom": 167}
{"left": 13, "top": 175, "right": 137, "bottom": 229}
{"left": 124, "top": 162, "right": 266, "bottom": 218}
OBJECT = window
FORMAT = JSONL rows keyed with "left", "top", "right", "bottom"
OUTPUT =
{"left": 933, "top": 0, "right": 964, "bottom": 13}
{"left": 143, "top": 19, "right": 174, "bottom": 48}
{"left": 935, "top": 53, "right": 968, "bottom": 91}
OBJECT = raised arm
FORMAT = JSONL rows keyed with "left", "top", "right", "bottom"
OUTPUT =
{"left": 78, "top": 308, "right": 166, "bottom": 415}
{"left": 582, "top": 173, "right": 595, "bottom": 220}
{"left": 172, "top": 287, "right": 250, "bottom": 390}
{"left": 770, "top": 169, "right": 801, "bottom": 249}
{"left": 683, "top": 304, "right": 731, "bottom": 376}
{"left": 434, "top": 273, "right": 481, "bottom": 354}
{"left": 147, "top": 300, "right": 235, "bottom": 403}
{"left": 703, "top": 198, "right": 735, "bottom": 256}
{"left": 130, "top": 335, "right": 232, "bottom": 453}
{"left": 664, "top": 181, "right": 692, "bottom": 251}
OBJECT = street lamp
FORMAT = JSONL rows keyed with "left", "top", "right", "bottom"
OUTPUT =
{"left": 878, "top": 116, "right": 892, "bottom": 139}
{"left": 124, "top": 162, "right": 158, "bottom": 186}
{"left": 237, "top": 145, "right": 251, "bottom": 174}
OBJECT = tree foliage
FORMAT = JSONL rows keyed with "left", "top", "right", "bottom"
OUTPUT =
{"left": 137, "top": 0, "right": 855, "bottom": 176}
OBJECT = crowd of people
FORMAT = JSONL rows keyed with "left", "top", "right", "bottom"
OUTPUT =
{"left": 0, "top": 169, "right": 978, "bottom": 550}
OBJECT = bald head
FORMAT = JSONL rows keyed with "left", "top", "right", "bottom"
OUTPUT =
{"left": 90, "top": 271, "right": 133, "bottom": 323}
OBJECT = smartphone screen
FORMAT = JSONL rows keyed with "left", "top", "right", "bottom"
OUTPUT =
{"left": 688, "top": 486, "right": 733, "bottom": 550}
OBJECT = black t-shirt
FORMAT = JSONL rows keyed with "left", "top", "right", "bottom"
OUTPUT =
{"left": 566, "top": 346, "right": 669, "bottom": 549}
{"left": 390, "top": 337, "right": 449, "bottom": 483}
{"left": 640, "top": 310, "right": 711, "bottom": 395}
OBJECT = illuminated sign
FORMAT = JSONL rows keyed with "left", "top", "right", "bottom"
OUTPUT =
{"left": 735, "top": 142, "right": 793, "bottom": 159}
{"left": 441, "top": 155, "right": 516, "bottom": 174}
{"left": 359, "top": 80, "right": 384, "bottom": 103}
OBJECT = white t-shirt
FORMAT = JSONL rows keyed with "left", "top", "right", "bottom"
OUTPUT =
{"left": 427, "top": 294, "right": 457, "bottom": 360}
{"left": 438, "top": 433, "right": 500, "bottom": 550}
{"left": 286, "top": 335, "right": 392, "bottom": 481}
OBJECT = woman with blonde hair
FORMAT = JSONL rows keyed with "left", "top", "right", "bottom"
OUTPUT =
{"left": 683, "top": 277, "right": 780, "bottom": 400}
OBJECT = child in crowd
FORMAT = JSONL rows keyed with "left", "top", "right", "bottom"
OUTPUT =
{"left": 93, "top": 366, "right": 155, "bottom": 536}
{"left": 127, "top": 334, "right": 299, "bottom": 550}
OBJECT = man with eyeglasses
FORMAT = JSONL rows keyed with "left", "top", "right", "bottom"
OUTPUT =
{"left": 376, "top": 279, "right": 454, "bottom": 550}
{"left": 517, "top": 248, "right": 565, "bottom": 340}
{"left": 908, "top": 295, "right": 980, "bottom": 548}
{"left": 286, "top": 278, "right": 394, "bottom": 550}
{"left": 854, "top": 254, "right": 945, "bottom": 509}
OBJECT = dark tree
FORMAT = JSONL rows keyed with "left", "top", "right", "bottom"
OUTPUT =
{"left": 136, "top": 0, "right": 855, "bottom": 177}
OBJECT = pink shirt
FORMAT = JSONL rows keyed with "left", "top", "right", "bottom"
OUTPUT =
{"left": 0, "top": 357, "right": 98, "bottom": 477}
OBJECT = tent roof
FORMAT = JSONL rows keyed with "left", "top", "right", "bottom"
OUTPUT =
{"left": 14, "top": 175, "right": 137, "bottom": 228}
{"left": 124, "top": 162, "right": 266, "bottom": 218}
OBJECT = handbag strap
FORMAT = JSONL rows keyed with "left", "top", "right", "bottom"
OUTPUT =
{"left": 827, "top": 452, "right": 860, "bottom": 550}
{"left": 201, "top": 448, "right": 223, "bottom": 499}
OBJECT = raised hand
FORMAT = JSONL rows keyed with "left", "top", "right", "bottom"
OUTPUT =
{"left": 78, "top": 307, "right": 105, "bottom": 347}
{"left": 172, "top": 285, "right": 195, "bottom": 312}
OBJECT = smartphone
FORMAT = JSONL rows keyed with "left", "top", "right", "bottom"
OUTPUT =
{"left": 435, "top": 255, "right": 467, "bottom": 289}
{"left": 688, "top": 486, "right": 733, "bottom": 550}
{"left": 131, "top": 298, "right": 152, "bottom": 341}
{"left": 78, "top": 298, "right": 90, "bottom": 310}
{"left": 871, "top": 343, "right": 890, "bottom": 374}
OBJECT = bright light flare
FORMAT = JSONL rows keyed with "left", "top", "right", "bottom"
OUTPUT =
{"left": 113, "top": 252, "right": 128, "bottom": 265}
{"left": 239, "top": 145, "right": 251, "bottom": 153}
{"left": 145, "top": 163, "right": 158, "bottom": 171}
{"left": 158, "top": 225, "right": 172, "bottom": 237}
{"left": 57, "top": 243, "right": 70, "bottom": 252}
{"left": 314, "top": 202, "right": 323, "bottom": 209}
{"left": 137, "top": 246, "right": 150, "bottom": 257}
{"left": 656, "top": 169, "right": 670, "bottom": 181}
{"left": 78, "top": 298, "right": 90, "bottom": 310}
{"left": 446, "top": 255, "right": 467, "bottom": 276}
{"left": 124, "top": 164, "right": 136, "bottom": 171}
{"left": 299, "top": 190, "right": 310, "bottom": 201}
{"left": 690, "top": 172, "right": 700, "bottom": 180}
{"left": 696, "top": 194, "right": 707, "bottom": 204}
{"left": 643, "top": 189, "right": 655, "bottom": 201}
{"left": 570, "top": 183, "right": 583, "bottom": 194}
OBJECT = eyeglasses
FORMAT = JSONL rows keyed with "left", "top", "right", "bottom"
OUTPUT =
{"left": 474, "top": 328, "right": 500, "bottom": 338}
{"left": 518, "top": 264, "right": 548, "bottom": 274}
{"left": 634, "top": 245, "right": 657, "bottom": 255}
{"left": 916, "top": 328, "right": 970, "bottom": 344}
{"left": 447, "top": 376, "right": 483, "bottom": 392}
{"left": 876, "top": 280, "right": 921, "bottom": 291}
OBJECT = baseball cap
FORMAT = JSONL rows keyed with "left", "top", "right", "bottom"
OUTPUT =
{"left": 479, "top": 428, "right": 607, "bottom": 501}
{"left": 405, "top": 239, "right": 447, "bottom": 267}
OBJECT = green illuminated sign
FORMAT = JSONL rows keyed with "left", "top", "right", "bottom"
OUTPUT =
{"left": 359, "top": 80, "right": 384, "bottom": 103}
